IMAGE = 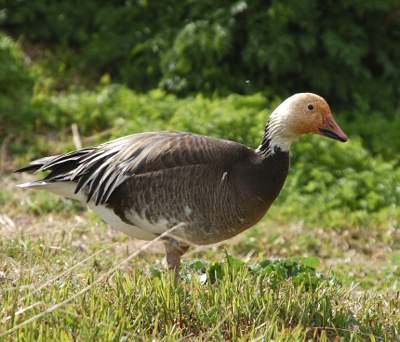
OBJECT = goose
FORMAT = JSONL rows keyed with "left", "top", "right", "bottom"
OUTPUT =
{"left": 16, "top": 93, "right": 348, "bottom": 272}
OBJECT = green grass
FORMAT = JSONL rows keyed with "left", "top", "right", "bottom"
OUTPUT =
{"left": 1, "top": 174, "right": 399, "bottom": 340}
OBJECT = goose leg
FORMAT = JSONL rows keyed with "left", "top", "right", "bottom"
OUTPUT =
{"left": 164, "top": 238, "right": 189, "bottom": 273}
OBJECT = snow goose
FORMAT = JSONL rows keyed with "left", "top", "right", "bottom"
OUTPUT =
{"left": 16, "top": 93, "right": 348, "bottom": 272}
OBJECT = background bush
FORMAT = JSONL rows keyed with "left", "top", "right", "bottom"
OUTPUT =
{"left": 2, "top": 0, "right": 400, "bottom": 115}
{"left": 0, "top": 32, "right": 36, "bottom": 136}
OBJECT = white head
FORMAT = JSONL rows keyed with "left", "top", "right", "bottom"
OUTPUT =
{"left": 263, "top": 93, "right": 348, "bottom": 152}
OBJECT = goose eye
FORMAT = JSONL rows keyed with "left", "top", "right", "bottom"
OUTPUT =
{"left": 307, "top": 104, "right": 314, "bottom": 111}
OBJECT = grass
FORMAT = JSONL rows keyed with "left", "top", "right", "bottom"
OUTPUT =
{"left": 1, "top": 173, "right": 399, "bottom": 341}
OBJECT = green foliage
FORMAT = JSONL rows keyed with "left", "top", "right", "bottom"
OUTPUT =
{"left": 160, "top": 15, "right": 235, "bottom": 94}
{"left": 163, "top": 255, "right": 326, "bottom": 289}
{"left": 254, "top": 258, "right": 325, "bottom": 290}
{"left": 0, "top": 32, "right": 36, "bottom": 137}
{"left": 345, "top": 109, "right": 400, "bottom": 158}
{"left": 28, "top": 85, "right": 270, "bottom": 142}
{"left": 2, "top": 1, "right": 400, "bottom": 114}
{"left": 279, "top": 136, "right": 400, "bottom": 227}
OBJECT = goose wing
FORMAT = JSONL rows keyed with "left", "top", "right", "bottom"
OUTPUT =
{"left": 21, "top": 132, "right": 250, "bottom": 205}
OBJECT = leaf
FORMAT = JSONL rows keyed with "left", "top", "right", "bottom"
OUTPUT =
{"left": 225, "top": 254, "right": 246, "bottom": 269}
{"left": 187, "top": 259, "right": 208, "bottom": 271}
{"left": 301, "top": 257, "right": 321, "bottom": 269}
{"left": 149, "top": 267, "right": 162, "bottom": 279}
{"left": 208, "top": 262, "right": 224, "bottom": 283}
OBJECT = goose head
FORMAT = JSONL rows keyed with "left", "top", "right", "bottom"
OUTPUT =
{"left": 266, "top": 93, "right": 348, "bottom": 152}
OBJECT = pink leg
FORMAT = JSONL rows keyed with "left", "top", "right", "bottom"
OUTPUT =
{"left": 164, "top": 239, "right": 189, "bottom": 274}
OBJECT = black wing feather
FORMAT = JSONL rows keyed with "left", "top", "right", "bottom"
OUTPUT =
{"left": 16, "top": 132, "right": 250, "bottom": 205}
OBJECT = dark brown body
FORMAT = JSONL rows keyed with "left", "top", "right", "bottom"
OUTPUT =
{"left": 107, "top": 142, "right": 289, "bottom": 245}
{"left": 16, "top": 132, "right": 289, "bottom": 266}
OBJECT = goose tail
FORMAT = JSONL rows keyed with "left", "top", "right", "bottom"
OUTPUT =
{"left": 15, "top": 156, "right": 59, "bottom": 174}
{"left": 15, "top": 152, "right": 89, "bottom": 200}
{"left": 15, "top": 156, "right": 60, "bottom": 189}
{"left": 16, "top": 180, "right": 49, "bottom": 189}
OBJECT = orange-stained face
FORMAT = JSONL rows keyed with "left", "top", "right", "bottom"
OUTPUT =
{"left": 287, "top": 93, "right": 348, "bottom": 142}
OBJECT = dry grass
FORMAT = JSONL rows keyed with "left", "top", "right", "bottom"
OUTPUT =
{"left": 0, "top": 172, "right": 399, "bottom": 340}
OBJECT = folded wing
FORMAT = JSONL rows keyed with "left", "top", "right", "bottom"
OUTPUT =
{"left": 17, "top": 132, "right": 249, "bottom": 206}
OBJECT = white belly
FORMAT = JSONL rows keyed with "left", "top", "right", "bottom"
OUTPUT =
{"left": 126, "top": 210, "right": 172, "bottom": 235}
{"left": 88, "top": 204, "right": 156, "bottom": 240}
{"left": 28, "top": 181, "right": 158, "bottom": 240}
